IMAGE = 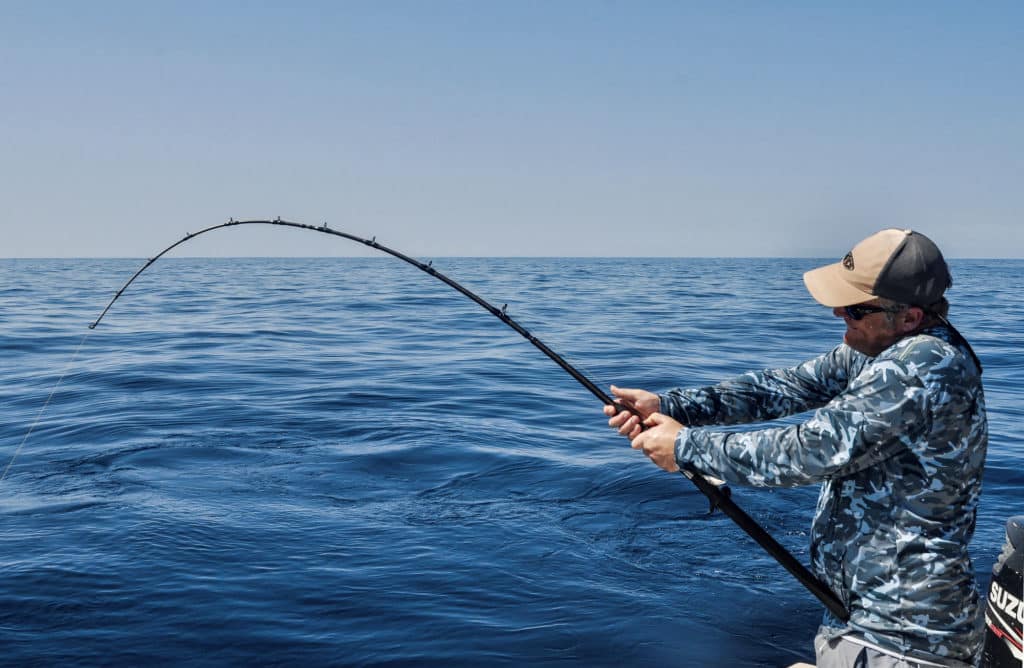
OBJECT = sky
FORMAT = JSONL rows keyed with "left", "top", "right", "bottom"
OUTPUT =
{"left": 1, "top": 1, "right": 1021, "bottom": 258}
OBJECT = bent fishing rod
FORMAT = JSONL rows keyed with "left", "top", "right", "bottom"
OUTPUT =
{"left": 90, "top": 217, "right": 849, "bottom": 622}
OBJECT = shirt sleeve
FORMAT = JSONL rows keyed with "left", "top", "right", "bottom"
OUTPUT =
{"left": 659, "top": 344, "right": 865, "bottom": 426}
{"left": 673, "top": 354, "right": 929, "bottom": 487}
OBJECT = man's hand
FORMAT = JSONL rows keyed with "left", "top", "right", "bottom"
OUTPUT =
{"left": 603, "top": 385, "right": 661, "bottom": 440}
{"left": 630, "top": 413, "right": 683, "bottom": 472}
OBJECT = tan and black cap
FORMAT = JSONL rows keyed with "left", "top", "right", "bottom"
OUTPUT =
{"left": 803, "top": 228, "right": 952, "bottom": 308}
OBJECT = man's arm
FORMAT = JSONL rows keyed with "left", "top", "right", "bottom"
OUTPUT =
{"left": 672, "top": 354, "right": 927, "bottom": 487}
{"left": 660, "top": 344, "right": 866, "bottom": 427}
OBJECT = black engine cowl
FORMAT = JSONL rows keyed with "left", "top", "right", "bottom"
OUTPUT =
{"left": 981, "top": 515, "right": 1024, "bottom": 667}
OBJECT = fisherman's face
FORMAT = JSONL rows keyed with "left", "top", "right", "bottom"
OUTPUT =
{"left": 834, "top": 301, "right": 907, "bottom": 357}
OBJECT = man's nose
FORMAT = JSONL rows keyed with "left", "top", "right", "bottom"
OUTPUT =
{"left": 833, "top": 307, "right": 848, "bottom": 319}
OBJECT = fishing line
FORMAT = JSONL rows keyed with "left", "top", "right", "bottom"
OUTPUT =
{"left": 28, "top": 217, "right": 849, "bottom": 621}
{"left": 2, "top": 330, "right": 93, "bottom": 482}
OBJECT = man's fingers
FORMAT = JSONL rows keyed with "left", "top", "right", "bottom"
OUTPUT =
{"left": 604, "top": 402, "right": 633, "bottom": 418}
{"left": 605, "top": 392, "right": 657, "bottom": 443}
{"left": 617, "top": 415, "right": 640, "bottom": 436}
{"left": 643, "top": 412, "right": 667, "bottom": 427}
{"left": 607, "top": 409, "right": 630, "bottom": 426}
{"left": 610, "top": 385, "right": 641, "bottom": 406}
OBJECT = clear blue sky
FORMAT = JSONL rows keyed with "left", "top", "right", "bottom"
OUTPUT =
{"left": 2, "top": 1, "right": 1021, "bottom": 258}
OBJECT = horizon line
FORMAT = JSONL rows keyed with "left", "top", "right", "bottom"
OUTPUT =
{"left": 1, "top": 255, "right": 1020, "bottom": 261}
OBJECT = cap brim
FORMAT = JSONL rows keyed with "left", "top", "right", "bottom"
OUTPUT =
{"left": 803, "top": 262, "right": 875, "bottom": 307}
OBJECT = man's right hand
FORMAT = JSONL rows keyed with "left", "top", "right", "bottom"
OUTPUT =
{"left": 604, "top": 385, "right": 660, "bottom": 440}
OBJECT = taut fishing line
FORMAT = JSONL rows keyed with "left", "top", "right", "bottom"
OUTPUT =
{"left": 1, "top": 332, "right": 93, "bottom": 482}
{"left": 7, "top": 217, "right": 849, "bottom": 621}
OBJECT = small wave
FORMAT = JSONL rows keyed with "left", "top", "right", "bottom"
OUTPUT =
{"left": 0, "top": 494, "right": 109, "bottom": 516}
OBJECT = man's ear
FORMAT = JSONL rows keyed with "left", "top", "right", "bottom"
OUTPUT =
{"left": 900, "top": 306, "right": 927, "bottom": 333}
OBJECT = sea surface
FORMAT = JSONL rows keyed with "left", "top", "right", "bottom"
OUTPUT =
{"left": 1, "top": 256, "right": 1021, "bottom": 667}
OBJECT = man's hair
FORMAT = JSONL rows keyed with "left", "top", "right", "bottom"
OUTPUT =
{"left": 877, "top": 297, "right": 950, "bottom": 325}
{"left": 877, "top": 296, "right": 980, "bottom": 372}
{"left": 927, "top": 298, "right": 951, "bottom": 318}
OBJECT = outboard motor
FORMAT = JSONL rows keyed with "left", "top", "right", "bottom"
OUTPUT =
{"left": 981, "top": 516, "right": 1024, "bottom": 667}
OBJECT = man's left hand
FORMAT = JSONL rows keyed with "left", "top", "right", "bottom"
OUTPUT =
{"left": 630, "top": 413, "right": 683, "bottom": 472}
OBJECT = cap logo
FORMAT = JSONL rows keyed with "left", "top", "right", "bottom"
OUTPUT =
{"left": 842, "top": 252, "right": 855, "bottom": 270}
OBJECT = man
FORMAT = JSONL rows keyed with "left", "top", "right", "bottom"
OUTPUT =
{"left": 605, "top": 229, "right": 986, "bottom": 667}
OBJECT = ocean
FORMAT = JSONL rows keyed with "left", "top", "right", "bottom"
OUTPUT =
{"left": 2, "top": 256, "right": 1021, "bottom": 667}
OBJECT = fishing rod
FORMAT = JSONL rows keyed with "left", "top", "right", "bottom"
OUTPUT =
{"left": 90, "top": 217, "right": 850, "bottom": 622}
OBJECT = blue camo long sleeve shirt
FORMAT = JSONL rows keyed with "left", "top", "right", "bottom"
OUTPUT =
{"left": 661, "top": 326, "right": 987, "bottom": 662}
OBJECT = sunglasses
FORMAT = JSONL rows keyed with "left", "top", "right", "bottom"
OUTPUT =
{"left": 843, "top": 304, "right": 902, "bottom": 320}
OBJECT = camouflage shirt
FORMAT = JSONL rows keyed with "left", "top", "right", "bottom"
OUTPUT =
{"left": 661, "top": 326, "right": 987, "bottom": 663}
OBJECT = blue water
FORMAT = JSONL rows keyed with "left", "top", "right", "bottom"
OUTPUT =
{"left": 1, "top": 256, "right": 1021, "bottom": 667}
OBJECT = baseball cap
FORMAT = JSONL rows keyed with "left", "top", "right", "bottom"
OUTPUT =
{"left": 803, "top": 228, "right": 952, "bottom": 308}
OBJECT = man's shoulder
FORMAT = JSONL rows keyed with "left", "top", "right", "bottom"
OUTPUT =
{"left": 810, "top": 342, "right": 867, "bottom": 367}
{"left": 889, "top": 331, "right": 963, "bottom": 363}
{"left": 810, "top": 342, "right": 868, "bottom": 377}
{"left": 881, "top": 332, "right": 980, "bottom": 385}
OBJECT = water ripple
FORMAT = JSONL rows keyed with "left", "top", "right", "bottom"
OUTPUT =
{"left": 1, "top": 257, "right": 1020, "bottom": 666}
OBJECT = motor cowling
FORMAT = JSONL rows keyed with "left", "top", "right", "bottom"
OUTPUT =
{"left": 981, "top": 515, "right": 1024, "bottom": 667}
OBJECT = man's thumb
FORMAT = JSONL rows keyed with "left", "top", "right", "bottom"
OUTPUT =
{"left": 643, "top": 412, "right": 665, "bottom": 427}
